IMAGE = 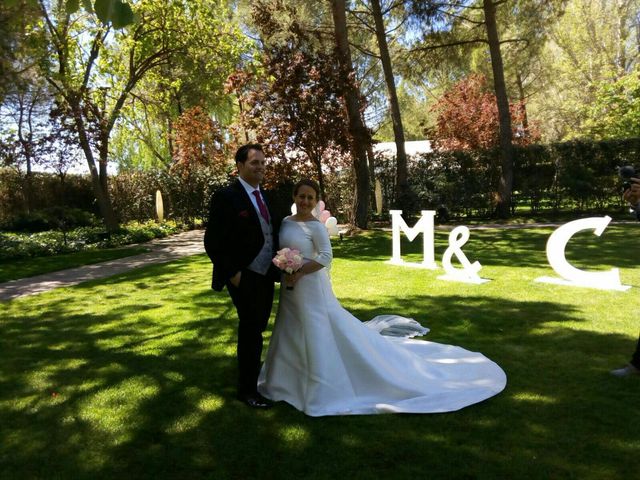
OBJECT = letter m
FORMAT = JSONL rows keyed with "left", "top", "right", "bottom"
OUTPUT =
{"left": 389, "top": 210, "right": 437, "bottom": 269}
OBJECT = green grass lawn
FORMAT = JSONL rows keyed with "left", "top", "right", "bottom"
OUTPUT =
{"left": 0, "top": 247, "right": 150, "bottom": 283}
{"left": 1, "top": 224, "right": 639, "bottom": 479}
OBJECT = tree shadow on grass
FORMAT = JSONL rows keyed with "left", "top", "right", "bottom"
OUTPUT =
{"left": 1, "top": 236, "right": 638, "bottom": 479}
{"left": 1, "top": 277, "right": 639, "bottom": 479}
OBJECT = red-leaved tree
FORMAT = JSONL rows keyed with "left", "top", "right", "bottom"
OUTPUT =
{"left": 169, "top": 105, "right": 229, "bottom": 224}
{"left": 429, "top": 74, "right": 539, "bottom": 151}
{"left": 225, "top": 2, "right": 352, "bottom": 204}
{"left": 171, "top": 106, "right": 227, "bottom": 174}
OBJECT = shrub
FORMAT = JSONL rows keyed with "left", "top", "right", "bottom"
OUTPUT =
{"left": 375, "top": 137, "right": 640, "bottom": 218}
{"left": 5, "top": 211, "right": 52, "bottom": 232}
{"left": 111, "top": 165, "right": 231, "bottom": 226}
{"left": 99, "top": 221, "right": 184, "bottom": 248}
{"left": 159, "top": 165, "right": 230, "bottom": 227}
{"left": 0, "top": 231, "right": 73, "bottom": 259}
{"left": 109, "top": 170, "right": 159, "bottom": 223}
{"left": 0, "top": 220, "right": 186, "bottom": 261}
{"left": 0, "top": 169, "right": 96, "bottom": 224}
{"left": 1, "top": 207, "right": 98, "bottom": 233}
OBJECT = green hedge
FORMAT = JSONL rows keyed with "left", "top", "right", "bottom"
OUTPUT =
{"left": 513, "top": 138, "right": 640, "bottom": 212}
{"left": 0, "top": 170, "right": 97, "bottom": 224}
{"left": 0, "top": 165, "right": 230, "bottom": 227}
{"left": 376, "top": 137, "right": 640, "bottom": 217}
{"left": 3, "top": 137, "right": 639, "bottom": 226}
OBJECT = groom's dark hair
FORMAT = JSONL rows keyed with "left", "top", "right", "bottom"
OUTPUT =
{"left": 235, "top": 143, "right": 263, "bottom": 164}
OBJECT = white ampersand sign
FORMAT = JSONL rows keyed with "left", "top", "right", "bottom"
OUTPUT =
{"left": 438, "top": 226, "right": 489, "bottom": 284}
{"left": 535, "top": 216, "right": 630, "bottom": 291}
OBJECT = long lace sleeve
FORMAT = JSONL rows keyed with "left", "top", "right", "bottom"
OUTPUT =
{"left": 310, "top": 221, "right": 333, "bottom": 268}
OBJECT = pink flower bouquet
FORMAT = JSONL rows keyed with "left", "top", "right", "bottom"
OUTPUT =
{"left": 272, "top": 248, "right": 304, "bottom": 290}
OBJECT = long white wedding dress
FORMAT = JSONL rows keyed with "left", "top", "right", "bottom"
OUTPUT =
{"left": 258, "top": 217, "right": 507, "bottom": 416}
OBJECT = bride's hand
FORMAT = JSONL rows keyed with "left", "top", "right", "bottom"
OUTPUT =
{"left": 284, "top": 273, "right": 295, "bottom": 288}
{"left": 287, "top": 271, "right": 304, "bottom": 286}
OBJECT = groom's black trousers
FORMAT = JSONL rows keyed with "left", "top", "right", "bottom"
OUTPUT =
{"left": 227, "top": 269, "right": 274, "bottom": 395}
{"left": 631, "top": 335, "right": 640, "bottom": 369}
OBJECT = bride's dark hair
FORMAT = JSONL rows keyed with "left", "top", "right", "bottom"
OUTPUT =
{"left": 293, "top": 179, "right": 320, "bottom": 199}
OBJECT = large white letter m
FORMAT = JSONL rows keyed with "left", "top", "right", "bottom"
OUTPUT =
{"left": 388, "top": 210, "right": 437, "bottom": 269}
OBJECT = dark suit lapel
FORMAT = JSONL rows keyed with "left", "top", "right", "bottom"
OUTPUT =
{"left": 232, "top": 180, "right": 261, "bottom": 225}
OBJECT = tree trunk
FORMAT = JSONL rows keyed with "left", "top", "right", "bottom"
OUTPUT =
{"left": 515, "top": 71, "right": 529, "bottom": 136}
{"left": 166, "top": 115, "right": 175, "bottom": 160}
{"left": 237, "top": 96, "right": 250, "bottom": 143}
{"left": 366, "top": 141, "right": 376, "bottom": 212}
{"left": 484, "top": 0, "right": 514, "bottom": 219}
{"left": 330, "top": 0, "right": 370, "bottom": 229}
{"left": 73, "top": 108, "right": 119, "bottom": 232}
{"left": 370, "top": 0, "right": 410, "bottom": 209}
{"left": 16, "top": 94, "right": 34, "bottom": 213}
{"left": 313, "top": 156, "right": 326, "bottom": 203}
{"left": 99, "top": 138, "right": 109, "bottom": 196}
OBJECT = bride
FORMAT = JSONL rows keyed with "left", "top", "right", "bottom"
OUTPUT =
{"left": 258, "top": 179, "right": 506, "bottom": 416}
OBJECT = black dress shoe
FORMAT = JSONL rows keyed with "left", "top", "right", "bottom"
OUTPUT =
{"left": 237, "top": 393, "right": 273, "bottom": 409}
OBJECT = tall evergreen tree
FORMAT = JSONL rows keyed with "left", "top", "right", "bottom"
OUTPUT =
{"left": 409, "top": 0, "right": 536, "bottom": 217}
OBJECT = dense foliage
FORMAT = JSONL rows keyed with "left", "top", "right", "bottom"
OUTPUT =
{"left": 429, "top": 74, "right": 540, "bottom": 151}
{"left": 226, "top": 1, "right": 354, "bottom": 202}
{"left": 4, "top": 137, "right": 639, "bottom": 229}
{"left": 376, "top": 137, "right": 640, "bottom": 217}
{"left": 0, "top": 166, "right": 229, "bottom": 227}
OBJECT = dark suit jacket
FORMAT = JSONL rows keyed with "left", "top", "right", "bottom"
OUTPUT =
{"left": 204, "top": 180, "right": 281, "bottom": 291}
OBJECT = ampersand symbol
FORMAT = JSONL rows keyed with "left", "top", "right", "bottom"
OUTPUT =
{"left": 442, "top": 226, "right": 481, "bottom": 277}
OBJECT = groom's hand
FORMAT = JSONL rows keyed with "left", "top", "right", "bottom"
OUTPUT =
{"left": 230, "top": 271, "right": 241, "bottom": 288}
{"left": 624, "top": 177, "right": 640, "bottom": 205}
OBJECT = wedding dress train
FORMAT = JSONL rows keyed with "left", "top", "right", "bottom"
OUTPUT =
{"left": 258, "top": 218, "right": 506, "bottom": 416}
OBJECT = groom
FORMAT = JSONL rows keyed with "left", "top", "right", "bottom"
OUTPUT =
{"left": 204, "top": 143, "right": 281, "bottom": 408}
